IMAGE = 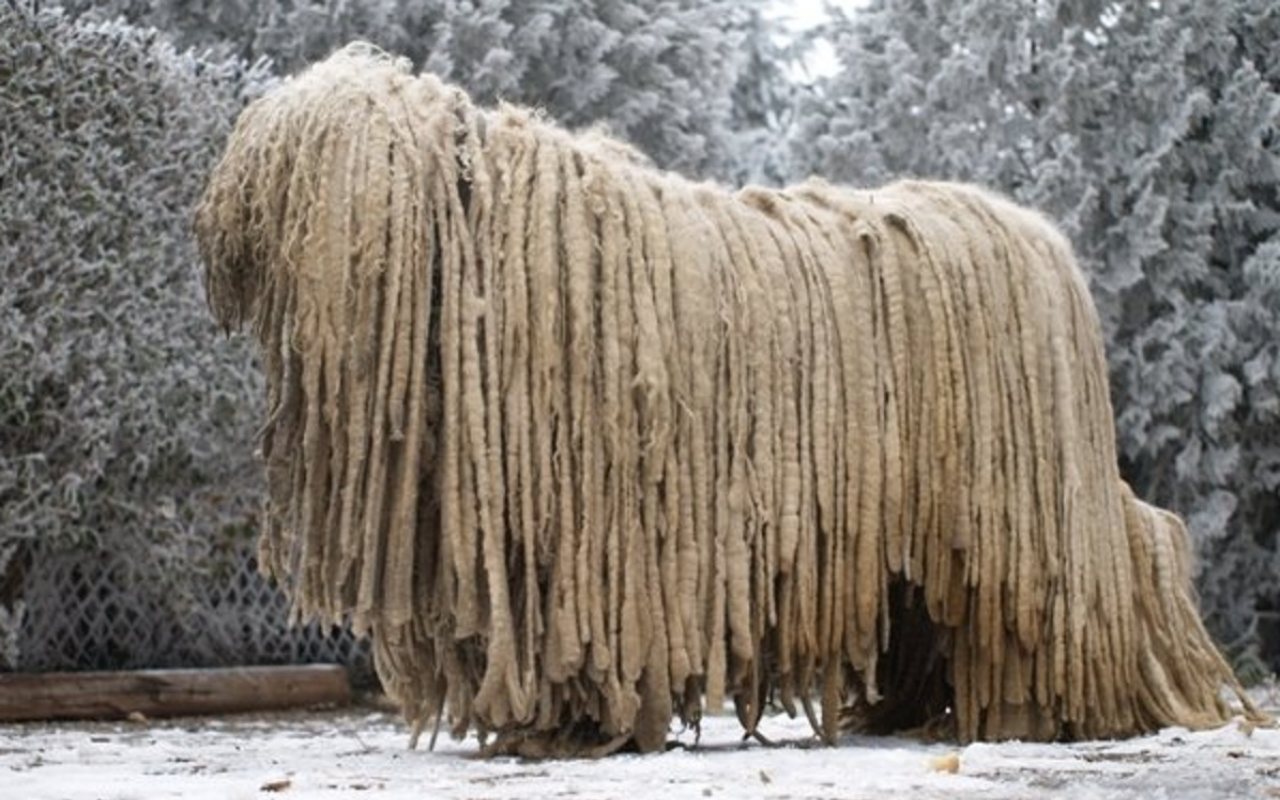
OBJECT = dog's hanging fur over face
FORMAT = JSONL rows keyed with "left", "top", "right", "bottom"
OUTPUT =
{"left": 195, "top": 44, "right": 1261, "bottom": 757}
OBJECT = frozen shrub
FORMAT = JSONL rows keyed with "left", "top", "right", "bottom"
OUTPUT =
{"left": 0, "top": 4, "right": 273, "bottom": 667}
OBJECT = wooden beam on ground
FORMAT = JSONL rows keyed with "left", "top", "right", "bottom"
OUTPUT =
{"left": 0, "top": 664, "right": 352, "bottom": 722}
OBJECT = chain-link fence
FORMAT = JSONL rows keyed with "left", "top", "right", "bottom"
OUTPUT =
{"left": 1, "top": 538, "right": 372, "bottom": 684}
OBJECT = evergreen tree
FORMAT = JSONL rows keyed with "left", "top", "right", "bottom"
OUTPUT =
{"left": 62, "top": 0, "right": 792, "bottom": 180}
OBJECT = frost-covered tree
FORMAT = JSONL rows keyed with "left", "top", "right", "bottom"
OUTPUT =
{"left": 793, "top": 0, "right": 1280, "bottom": 669}
{"left": 724, "top": 3, "right": 800, "bottom": 185}
{"left": 62, "top": 0, "right": 791, "bottom": 180}
{"left": 55, "top": 0, "right": 410, "bottom": 67}
{"left": 419, "top": 0, "right": 749, "bottom": 176}
{"left": 0, "top": 3, "right": 271, "bottom": 667}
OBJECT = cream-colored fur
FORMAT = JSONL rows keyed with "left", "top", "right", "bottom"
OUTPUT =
{"left": 195, "top": 44, "right": 1259, "bottom": 757}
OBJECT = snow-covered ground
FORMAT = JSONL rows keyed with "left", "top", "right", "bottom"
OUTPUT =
{"left": 3, "top": 693, "right": 1277, "bottom": 800}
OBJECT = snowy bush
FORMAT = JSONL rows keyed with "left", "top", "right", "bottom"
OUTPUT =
{"left": 0, "top": 5, "right": 273, "bottom": 666}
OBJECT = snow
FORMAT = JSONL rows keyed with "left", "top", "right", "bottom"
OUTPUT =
{"left": 3, "top": 700, "right": 1277, "bottom": 799}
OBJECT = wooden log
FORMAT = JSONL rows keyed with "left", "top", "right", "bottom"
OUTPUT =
{"left": 0, "top": 664, "right": 352, "bottom": 722}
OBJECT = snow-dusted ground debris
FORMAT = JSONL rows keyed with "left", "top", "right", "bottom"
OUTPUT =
{"left": 2, "top": 694, "right": 1277, "bottom": 799}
